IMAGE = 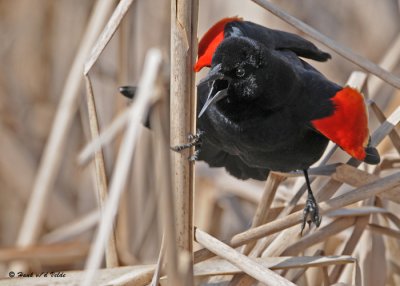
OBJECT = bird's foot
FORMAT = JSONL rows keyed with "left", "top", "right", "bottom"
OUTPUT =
{"left": 171, "top": 130, "right": 204, "bottom": 161}
{"left": 187, "top": 131, "right": 204, "bottom": 142}
{"left": 188, "top": 149, "right": 201, "bottom": 162}
{"left": 301, "top": 193, "right": 321, "bottom": 235}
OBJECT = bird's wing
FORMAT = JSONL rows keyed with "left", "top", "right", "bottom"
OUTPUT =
{"left": 225, "top": 21, "right": 331, "bottom": 61}
{"left": 224, "top": 21, "right": 331, "bottom": 62}
{"left": 311, "top": 86, "right": 379, "bottom": 164}
{"left": 194, "top": 17, "right": 331, "bottom": 72}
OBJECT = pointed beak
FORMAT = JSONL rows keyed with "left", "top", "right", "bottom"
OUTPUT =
{"left": 198, "top": 64, "right": 230, "bottom": 118}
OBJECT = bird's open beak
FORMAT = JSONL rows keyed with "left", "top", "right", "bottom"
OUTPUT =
{"left": 198, "top": 64, "right": 230, "bottom": 118}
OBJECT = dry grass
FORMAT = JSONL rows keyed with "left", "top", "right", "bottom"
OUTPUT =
{"left": 0, "top": 0, "right": 400, "bottom": 285}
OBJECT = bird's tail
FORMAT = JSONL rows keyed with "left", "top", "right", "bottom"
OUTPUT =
{"left": 363, "top": 137, "right": 380, "bottom": 165}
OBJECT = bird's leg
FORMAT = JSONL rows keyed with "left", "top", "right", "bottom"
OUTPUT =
{"left": 171, "top": 129, "right": 204, "bottom": 161}
{"left": 301, "top": 169, "right": 321, "bottom": 234}
{"left": 171, "top": 130, "right": 204, "bottom": 151}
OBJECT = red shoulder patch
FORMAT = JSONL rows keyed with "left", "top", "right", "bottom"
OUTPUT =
{"left": 312, "top": 87, "right": 370, "bottom": 161}
{"left": 194, "top": 17, "right": 242, "bottom": 72}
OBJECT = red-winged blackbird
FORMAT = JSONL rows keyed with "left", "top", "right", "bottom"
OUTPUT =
{"left": 176, "top": 17, "right": 379, "bottom": 231}
{"left": 121, "top": 17, "right": 380, "bottom": 232}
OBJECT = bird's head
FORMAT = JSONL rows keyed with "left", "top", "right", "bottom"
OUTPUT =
{"left": 198, "top": 36, "right": 299, "bottom": 118}
{"left": 198, "top": 37, "right": 267, "bottom": 117}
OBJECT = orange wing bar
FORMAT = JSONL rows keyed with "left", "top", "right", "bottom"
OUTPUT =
{"left": 312, "top": 87, "right": 370, "bottom": 161}
{"left": 194, "top": 17, "right": 242, "bottom": 72}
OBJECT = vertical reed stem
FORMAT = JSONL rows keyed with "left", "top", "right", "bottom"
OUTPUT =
{"left": 84, "top": 75, "right": 119, "bottom": 268}
{"left": 170, "top": 0, "right": 198, "bottom": 283}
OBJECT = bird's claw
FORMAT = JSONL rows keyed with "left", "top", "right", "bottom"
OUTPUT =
{"left": 171, "top": 130, "right": 204, "bottom": 161}
{"left": 188, "top": 149, "right": 201, "bottom": 162}
{"left": 188, "top": 131, "right": 203, "bottom": 142}
{"left": 300, "top": 194, "right": 321, "bottom": 235}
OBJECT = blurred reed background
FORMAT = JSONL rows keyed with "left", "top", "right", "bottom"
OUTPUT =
{"left": 0, "top": 0, "right": 400, "bottom": 285}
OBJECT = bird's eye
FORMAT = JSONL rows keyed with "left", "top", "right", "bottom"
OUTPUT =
{"left": 236, "top": 67, "right": 245, "bottom": 78}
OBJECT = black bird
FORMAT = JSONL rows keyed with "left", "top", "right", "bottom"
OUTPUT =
{"left": 122, "top": 17, "right": 380, "bottom": 232}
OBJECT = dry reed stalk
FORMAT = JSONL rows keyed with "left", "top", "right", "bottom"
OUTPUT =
{"left": 262, "top": 207, "right": 343, "bottom": 259}
{"left": 378, "top": 214, "right": 400, "bottom": 285}
{"left": 170, "top": 0, "right": 199, "bottom": 284}
{"left": 250, "top": 0, "right": 400, "bottom": 89}
{"left": 78, "top": 0, "right": 136, "bottom": 162}
{"left": 116, "top": 9, "right": 133, "bottom": 267}
{"left": 84, "top": 75, "right": 119, "bottom": 268}
{"left": 117, "top": 10, "right": 130, "bottom": 87}
{"left": 194, "top": 171, "right": 400, "bottom": 263}
{"left": 285, "top": 249, "right": 323, "bottom": 284}
{"left": 332, "top": 164, "right": 380, "bottom": 187}
{"left": 131, "top": 185, "right": 159, "bottom": 254}
{"left": 107, "top": 269, "right": 155, "bottom": 286}
{"left": 370, "top": 106, "right": 400, "bottom": 146}
{"left": 259, "top": 172, "right": 334, "bottom": 259}
{"left": 369, "top": 101, "right": 400, "bottom": 154}
{"left": 230, "top": 174, "right": 285, "bottom": 285}
{"left": 179, "top": 252, "right": 195, "bottom": 286}
{"left": 10, "top": 0, "right": 115, "bottom": 272}
{"left": 243, "top": 174, "right": 285, "bottom": 255}
{"left": 41, "top": 211, "right": 99, "bottom": 244}
{"left": 322, "top": 267, "right": 330, "bottom": 286}
{"left": 81, "top": 49, "right": 162, "bottom": 286}
{"left": 0, "top": 253, "right": 365, "bottom": 285}
{"left": 189, "top": 2, "right": 200, "bottom": 278}
{"left": 328, "top": 206, "right": 388, "bottom": 218}
{"left": 132, "top": 132, "right": 158, "bottom": 260}
{"left": 0, "top": 253, "right": 362, "bottom": 286}
{"left": 83, "top": 0, "right": 136, "bottom": 75}
{"left": 151, "top": 234, "right": 165, "bottom": 286}
{"left": 261, "top": 226, "right": 304, "bottom": 258}
{"left": 194, "top": 255, "right": 356, "bottom": 277}
{"left": 0, "top": 241, "right": 88, "bottom": 264}
{"left": 368, "top": 33, "right": 400, "bottom": 98}
{"left": 195, "top": 228, "right": 296, "bottom": 286}
{"left": 152, "top": 97, "right": 180, "bottom": 285}
{"left": 347, "top": 71, "right": 369, "bottom": 91}
{"left": 367, "top": 224, "right": 400, "bottom": 239}
{"left": 79, "top": 0, "right": 137, "bottom": 272}
{"left": 329, "top": 216, "right": 369, "bottom": 282}
{"left": 195, "top": 184, "right": 220, "bottom": 236}
{"left": 78, "top": 106, "right": 134, "bottom": 164}
{"left": 333, "top": 164, "right": 400, "bottom": 203}
{"left": 385, "top": 212, "right": 400, "bottom": 230}
{"left": 358, "top": 210, "right": 387, "bottom": 286}
{"left": 249, "top": 231, "right": 282, "bottom": 263}
{"left": 234, "top": 172, "right": 400, "bottom": 245}
{"left": 190, "top": 0, "right": 200, "bottom": 138}
{"left": 282, "top": 217, "right": 357, "bottom": 256}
